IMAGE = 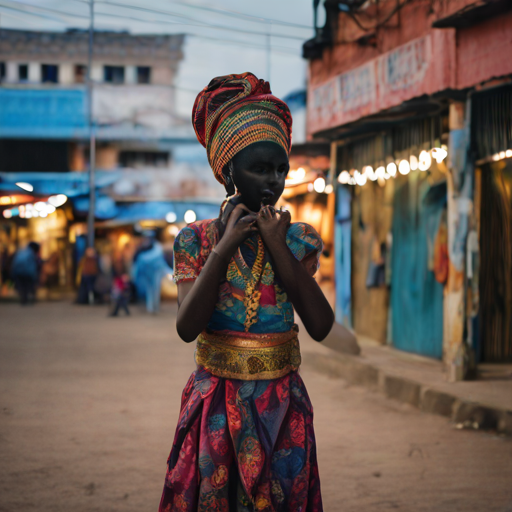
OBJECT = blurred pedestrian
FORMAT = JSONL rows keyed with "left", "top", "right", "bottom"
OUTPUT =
{"left": 77, "top": 247, "right": 99, "bottom": 305}
{"left": 132, "top": 235, "right": 171, "bottom": 314}
{"left": 109, "top": 273, "right": 131, "bottom": 317}
{"left": 11, "top": 242, "right": 41, "bottom": 305}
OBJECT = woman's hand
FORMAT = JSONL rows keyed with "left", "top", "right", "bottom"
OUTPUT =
{"left": 216, "top": 203, "right": 258, "bottom": 261}
{"left": 256, "top": 205, "right": 291, "bottom": 247}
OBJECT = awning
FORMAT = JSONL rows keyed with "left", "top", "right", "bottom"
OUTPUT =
{"left": 0, "top": 171, "right": 121, "bottom": 197}
{"left": 98, "top": 200, "right": 222, "bottom": 227}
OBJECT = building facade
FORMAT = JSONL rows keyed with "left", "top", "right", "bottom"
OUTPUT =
{"left": 304, "top": 0, "right": 512, "bottom": 375}
{"left": 0, "top": 28, "right": 222, "bottom": 296}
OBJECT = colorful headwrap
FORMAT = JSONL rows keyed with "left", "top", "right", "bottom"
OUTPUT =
{"left": 192, "top": 72, "right": 292, "bottom": 185}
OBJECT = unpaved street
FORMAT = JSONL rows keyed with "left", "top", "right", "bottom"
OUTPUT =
{"left": 1, "top": 302, "right": 511, "bottom": 512}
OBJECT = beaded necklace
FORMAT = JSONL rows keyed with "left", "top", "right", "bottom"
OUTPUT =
{"left": 228, "top": 235, "right": 265, "bottom": 332}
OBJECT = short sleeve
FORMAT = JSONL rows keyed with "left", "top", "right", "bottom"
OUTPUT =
{"left": 286, "top": 222, "right": 323, "bottom": 275}
{"left": 173, "top": 226, "right": 201, "bottom": 284}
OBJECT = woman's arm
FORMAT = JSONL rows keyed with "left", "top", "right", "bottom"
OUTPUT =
{"left": 176, "top": 204, "right": 257, "bottom": 342}
{"left": 257, "top": 207, "right": 334, "bottom": 341}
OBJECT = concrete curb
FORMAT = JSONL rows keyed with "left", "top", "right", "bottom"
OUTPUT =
{"left": 303, "top": 351, "right": 512, "bottom": 436}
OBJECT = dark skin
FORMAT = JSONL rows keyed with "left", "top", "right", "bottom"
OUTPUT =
{"left": 176, "top": 141, "right": 334, "bottom": 343}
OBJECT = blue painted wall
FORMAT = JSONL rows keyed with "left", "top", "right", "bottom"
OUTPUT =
{"left": 390, "top": 176, "right": 444, "bottom": 359}
{"left": 0, "top": 88, "right": 87, "bottom": 138}
{"left": 335, "top": 186, "right": 352, "bottom": 327}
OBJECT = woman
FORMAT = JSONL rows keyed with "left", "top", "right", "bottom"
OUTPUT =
{"left": 159, "top": 73, "right": 334, "bottom": 512}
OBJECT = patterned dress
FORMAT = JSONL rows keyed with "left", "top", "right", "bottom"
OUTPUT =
{"left": 159, "top": 219, "right": 324, "bottom": 512}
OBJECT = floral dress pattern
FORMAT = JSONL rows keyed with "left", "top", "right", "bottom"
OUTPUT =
{"left": 159, "top": 219, "right": 324, "bottom": 512}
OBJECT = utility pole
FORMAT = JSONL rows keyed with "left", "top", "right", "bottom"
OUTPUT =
{"left": 266, "top": 22, "right": 271, "bottom": 83}
{"left": 87, "top": 0, "right": 96, "bottom": 248}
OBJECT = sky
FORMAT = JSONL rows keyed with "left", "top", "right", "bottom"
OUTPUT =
{"left": 0, "top": 0, "right": 317, "bottom": 118}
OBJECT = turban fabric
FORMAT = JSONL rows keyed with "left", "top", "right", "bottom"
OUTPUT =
{"left": 192, "top": 72, "right": 292, "bottom": 185}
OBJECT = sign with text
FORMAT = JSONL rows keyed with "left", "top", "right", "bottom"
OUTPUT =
{"left": 307, "top": 30, "right": 455, "bottom": 135}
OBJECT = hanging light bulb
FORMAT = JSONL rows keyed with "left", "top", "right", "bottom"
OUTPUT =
{"left": 338, "top": 171, "right": 350, "bottom": 184}
{"left": 506, "top": 150, "right": 512, "bottom": 158}
{"left": 398, "top": 159, "right": 411, "bottom": 175}
{"left": 324, "top": 184, "right": 334, "bottom": 194}
{"left": 296, "top": 167, "right": 306, "bottom": 181}
{"left": 375, "top": 166, "right": 385, "bottom": 179}
{"left": 313, "top": 177, "right": 326, "bottom": 193}
{"left": 418, "top": 150, "right": 432, "bottom": 171}
{"left": 431, "top": 147, "right": 448, "bottom": 164}
{"left": 363, "top": 166, "right": 376, "bottom": 181}
{"left": 354, "top": 171, "right": 367, "bottom": 186}
{"left": 386, "top": 162, "right": 397, "bottom": 177}
{"left": 410, "top": 155, "right": 419, "bottom": 171}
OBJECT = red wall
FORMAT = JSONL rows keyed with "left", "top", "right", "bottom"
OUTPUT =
{"left": 309, "top": 0, "right": 512, "bottom": 88}
{"left": 457, "top": 10, "right": 512, "bottom": 90}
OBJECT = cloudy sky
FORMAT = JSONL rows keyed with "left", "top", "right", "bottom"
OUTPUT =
{"left": 0, "top": 0, "right": 317, "bottom": 117}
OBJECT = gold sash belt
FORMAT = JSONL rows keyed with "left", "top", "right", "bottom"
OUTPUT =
{"left": 196, "top": 325, "right": 301, "bottom": 380}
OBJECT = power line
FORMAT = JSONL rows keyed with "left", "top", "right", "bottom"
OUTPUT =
{"left": 8, "top": 0, "right": 308, "bottom": 41}
{"left": 94, "top": 1, "right": 307, "bottom": 41}
{"left": 74, "top": 0, "right": 312, "bottom": 30}
{"left": 0, "top": 2, "right": 301, "bottom": 54}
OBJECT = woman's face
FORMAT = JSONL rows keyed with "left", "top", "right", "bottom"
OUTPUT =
{"left": 229, "top": 141, "right": 289, "bottom": 212}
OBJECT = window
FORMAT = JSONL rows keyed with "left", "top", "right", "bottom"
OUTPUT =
{"left": 104, "top": 65, "right": 125, "bottom": 84}
{"left": 74, "top": 64, "right": 87, "bottom": 83}
{"left": 18, "top": 64, "right": 28, "bottom": 81}
{"left": 0, "top": 62, "right": 5, "bottom": 82}
{"left": 136, "top": 66, "right": 151, "bottom": 84}
{"left": 42, "top": 64, "right": 59, "bottom": 83}
{"left": 119, "top": 151, "right": 170, "bottom": 168}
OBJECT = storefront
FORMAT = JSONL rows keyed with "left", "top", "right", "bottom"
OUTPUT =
{"left": 471, "top": 85, "right": 512, "bottom": 362}
{"left": 332, "top": 114, "right": 449, "bottom": 357}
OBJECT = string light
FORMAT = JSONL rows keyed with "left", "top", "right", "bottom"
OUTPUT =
{"left": 338, "top": 171, "right": 350, "bottom": 184}
{"left": 354, "top": 171, "right": 367, "bottom": 186}
{"left": 387, "top": 162, "right": 397, "bottom": 177}
{"left": 313, "top": 177, "right": 326, "bottom": 193}
{"left": 337, "top": 147, "right": 450, "bottom": 187}
{"left": 431, "top": 147, "right": 448, "bottom": 164}
{"left": 418, "top": 150, "right": 432, "bottom": 171}
{"left": 398, "top": 159, "right": 410, "bottom": 175}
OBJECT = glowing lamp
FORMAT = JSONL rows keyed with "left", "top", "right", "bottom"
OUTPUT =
{"left": 48, "top": 194, "right": 68, "bottom": 207}
{"left": 418, "top": 150, "right": 431, "bottom": 171}
{"left": 184, "top": 210, "right": 196, "bottom": 224}
{"left": 165, "top": 212, "right": 177, "bottom": 223}
{"left": 375, "top": 166, "right": 385, "bottom": 179}
{"left": 410, "top": 155, "right": 419, "bottom": 171}
{"left": 386, "top": 162, "right": 397, "bottom": 177}
{"left": 431, "top": 147, "right": 448, "bottom": 164}
{"left": 354, "top": 171, "right": 367, "bottom": 186}
{"left": 398, "top": 159, "right": 410, "bottom": 175}
{"left": 338, "top": 171, "right": 350, "bottom": 184}
{"left": 16, "top": 182, "right": 33, "bottom": 192}
{"left": 296, "top": 167, "right": 306, "bottom": 181}
{"left": 313, "top": 177, "right": 326, "bottom": 193}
